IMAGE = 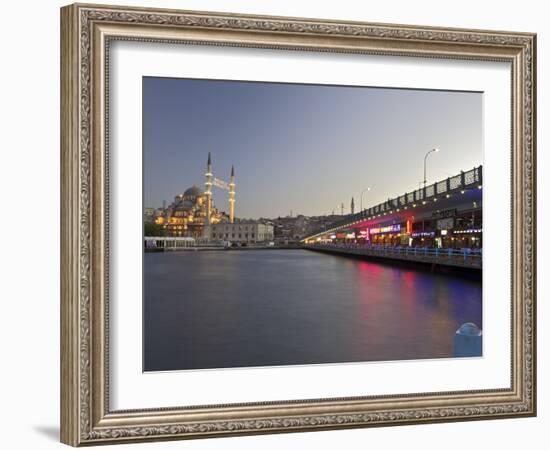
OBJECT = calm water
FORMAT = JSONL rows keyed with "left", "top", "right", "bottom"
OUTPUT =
{"left": 144, "top": 250, "right": 482, "bottom": 371}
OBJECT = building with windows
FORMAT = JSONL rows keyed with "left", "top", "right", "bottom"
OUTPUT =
{"left": 143, "top": 207, "right": 156, "bottom": 224}
{"left": 206, "top": 221, "right": 274, "bottom": 244}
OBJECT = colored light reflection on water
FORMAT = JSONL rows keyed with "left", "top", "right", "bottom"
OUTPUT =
{"left": 144, "top": 250, "right": 482, "bottom": 371}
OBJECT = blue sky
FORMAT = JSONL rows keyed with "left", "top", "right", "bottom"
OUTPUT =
{"left": 143, "top": 77, "right": 482, "bottom": 218}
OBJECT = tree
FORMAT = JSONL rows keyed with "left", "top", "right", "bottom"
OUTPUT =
{"left": 144, "top": 223, "right": 166, "bottom": 237}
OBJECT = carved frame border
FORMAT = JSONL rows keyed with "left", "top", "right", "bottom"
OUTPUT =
{"left": 60, "top": 3, "right": 536, "bottom": 446}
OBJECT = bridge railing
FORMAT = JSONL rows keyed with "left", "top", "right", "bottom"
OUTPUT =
{"left": 305, "top": 165, "right": 482, "bottom": 240}
{"left": 306, "top": 243, "right": 482, "bottom": 266}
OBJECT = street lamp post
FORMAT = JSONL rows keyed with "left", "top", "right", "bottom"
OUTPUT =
{"left": 360, "top": 187, "right": 371, "bottom": 211}
{"left": 423, "top": 148, "right": 439, "bottom": 188}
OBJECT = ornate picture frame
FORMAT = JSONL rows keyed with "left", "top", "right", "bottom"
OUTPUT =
{"left": 60, "top": 3, "right": 536, "bottom": 446}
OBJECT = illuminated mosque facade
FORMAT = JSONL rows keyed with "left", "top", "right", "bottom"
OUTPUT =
{"left": 155, "top": 153, "right": 235, "bottom": 238}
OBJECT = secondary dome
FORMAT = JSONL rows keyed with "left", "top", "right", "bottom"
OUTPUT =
{"left": 183, "top": 185, "right": 204, "bottom": 198}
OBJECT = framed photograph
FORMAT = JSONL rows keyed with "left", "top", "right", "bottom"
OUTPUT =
{"left": 60, "top": 3, "right": 536, "bottom": 446}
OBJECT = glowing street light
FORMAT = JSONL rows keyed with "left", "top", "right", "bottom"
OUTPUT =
{"left": 360, "top": 187, "right": 371, "bottom": 211}
{"left": 423, "top": 148, "right": 439, "bottom": 188}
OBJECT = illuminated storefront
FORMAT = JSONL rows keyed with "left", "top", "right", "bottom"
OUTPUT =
{"left": 369, "top": 224, "right": 402, "bottom": 246}
{"left": 411, "top": 231, "right": 436, "bottom": 247}
{"left": 453, "top": 228, "right": 482, "bottom": 248}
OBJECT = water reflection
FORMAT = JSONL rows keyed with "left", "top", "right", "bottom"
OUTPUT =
{"left": 144, "top": 250, "right": 482, "bottom": 371}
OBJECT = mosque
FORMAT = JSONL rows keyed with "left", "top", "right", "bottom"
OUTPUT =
{"left": 155, "top": 153, "right": 235, "bottom": 238}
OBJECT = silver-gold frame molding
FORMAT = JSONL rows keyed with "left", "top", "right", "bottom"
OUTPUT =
{"left": 60, "top": 3, "right": 537, "bottom": 446}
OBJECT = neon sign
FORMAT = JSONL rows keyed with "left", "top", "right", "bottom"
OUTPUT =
{"left": 411, "top": 231, "right": 435, "bottom": 237}
{"left": 369, "top": 224, "right": 401, "bottom": 235}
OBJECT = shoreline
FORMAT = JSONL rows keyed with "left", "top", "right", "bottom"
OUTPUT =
{"left": 145, "top": 245, "right": 302, "bottom": 252}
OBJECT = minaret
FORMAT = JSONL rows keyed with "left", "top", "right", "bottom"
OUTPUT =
{"left": 351, "top": 197, "right": 355, "bottom": 215}
{"left": 205, "top": 152, "right": 213, "bottom": 225}
{"left": 229, "top": 165, "right": 235, "bottom": 223}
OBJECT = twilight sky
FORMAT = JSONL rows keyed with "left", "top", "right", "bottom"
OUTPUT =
{"left": 143, "top": 77, "right": 482, "bottom": 219}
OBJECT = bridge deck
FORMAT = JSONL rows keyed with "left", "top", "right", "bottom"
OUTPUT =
{"left": 302, "top": 166, "right": 482, "bottom": 243}
{"left": 304, "top": 244, "right": 482, "bottom": 270}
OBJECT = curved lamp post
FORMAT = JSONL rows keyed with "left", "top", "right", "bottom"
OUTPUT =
{"left": 360, "top": 187, "right": 371, "bottom": 211}
{"left": 423, "top": 148, "right": 440, "bottom": 188}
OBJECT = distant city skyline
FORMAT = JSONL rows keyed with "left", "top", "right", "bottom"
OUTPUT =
{"left": 144, "top": 77, "right": 482, "bottom": 218}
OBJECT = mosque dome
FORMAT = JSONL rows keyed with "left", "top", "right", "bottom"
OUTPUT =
{"left": 183, "top": 185, "right": 204, "bottom": 198}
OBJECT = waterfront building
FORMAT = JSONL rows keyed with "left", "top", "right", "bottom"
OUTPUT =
{"left": 144, "top": 207, "right": 156, "bottom": 224}
{"left": 206, "top": 221, "right": 274, "bottom": 244}
{"left": 271, "top": 214, "right": 309, "bottom": 240}
{"left": 304, "top": 214, "right": 341, "bottom": 236}
{"left": 144, "top": 207, "right": 166, "bottom": 224}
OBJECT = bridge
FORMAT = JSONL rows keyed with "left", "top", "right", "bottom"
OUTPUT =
{"left": 302, "top": 166, "right": 482, "bottom": 243}
{"left": 301, "top": 166, "right": 482, "bottom": 269}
